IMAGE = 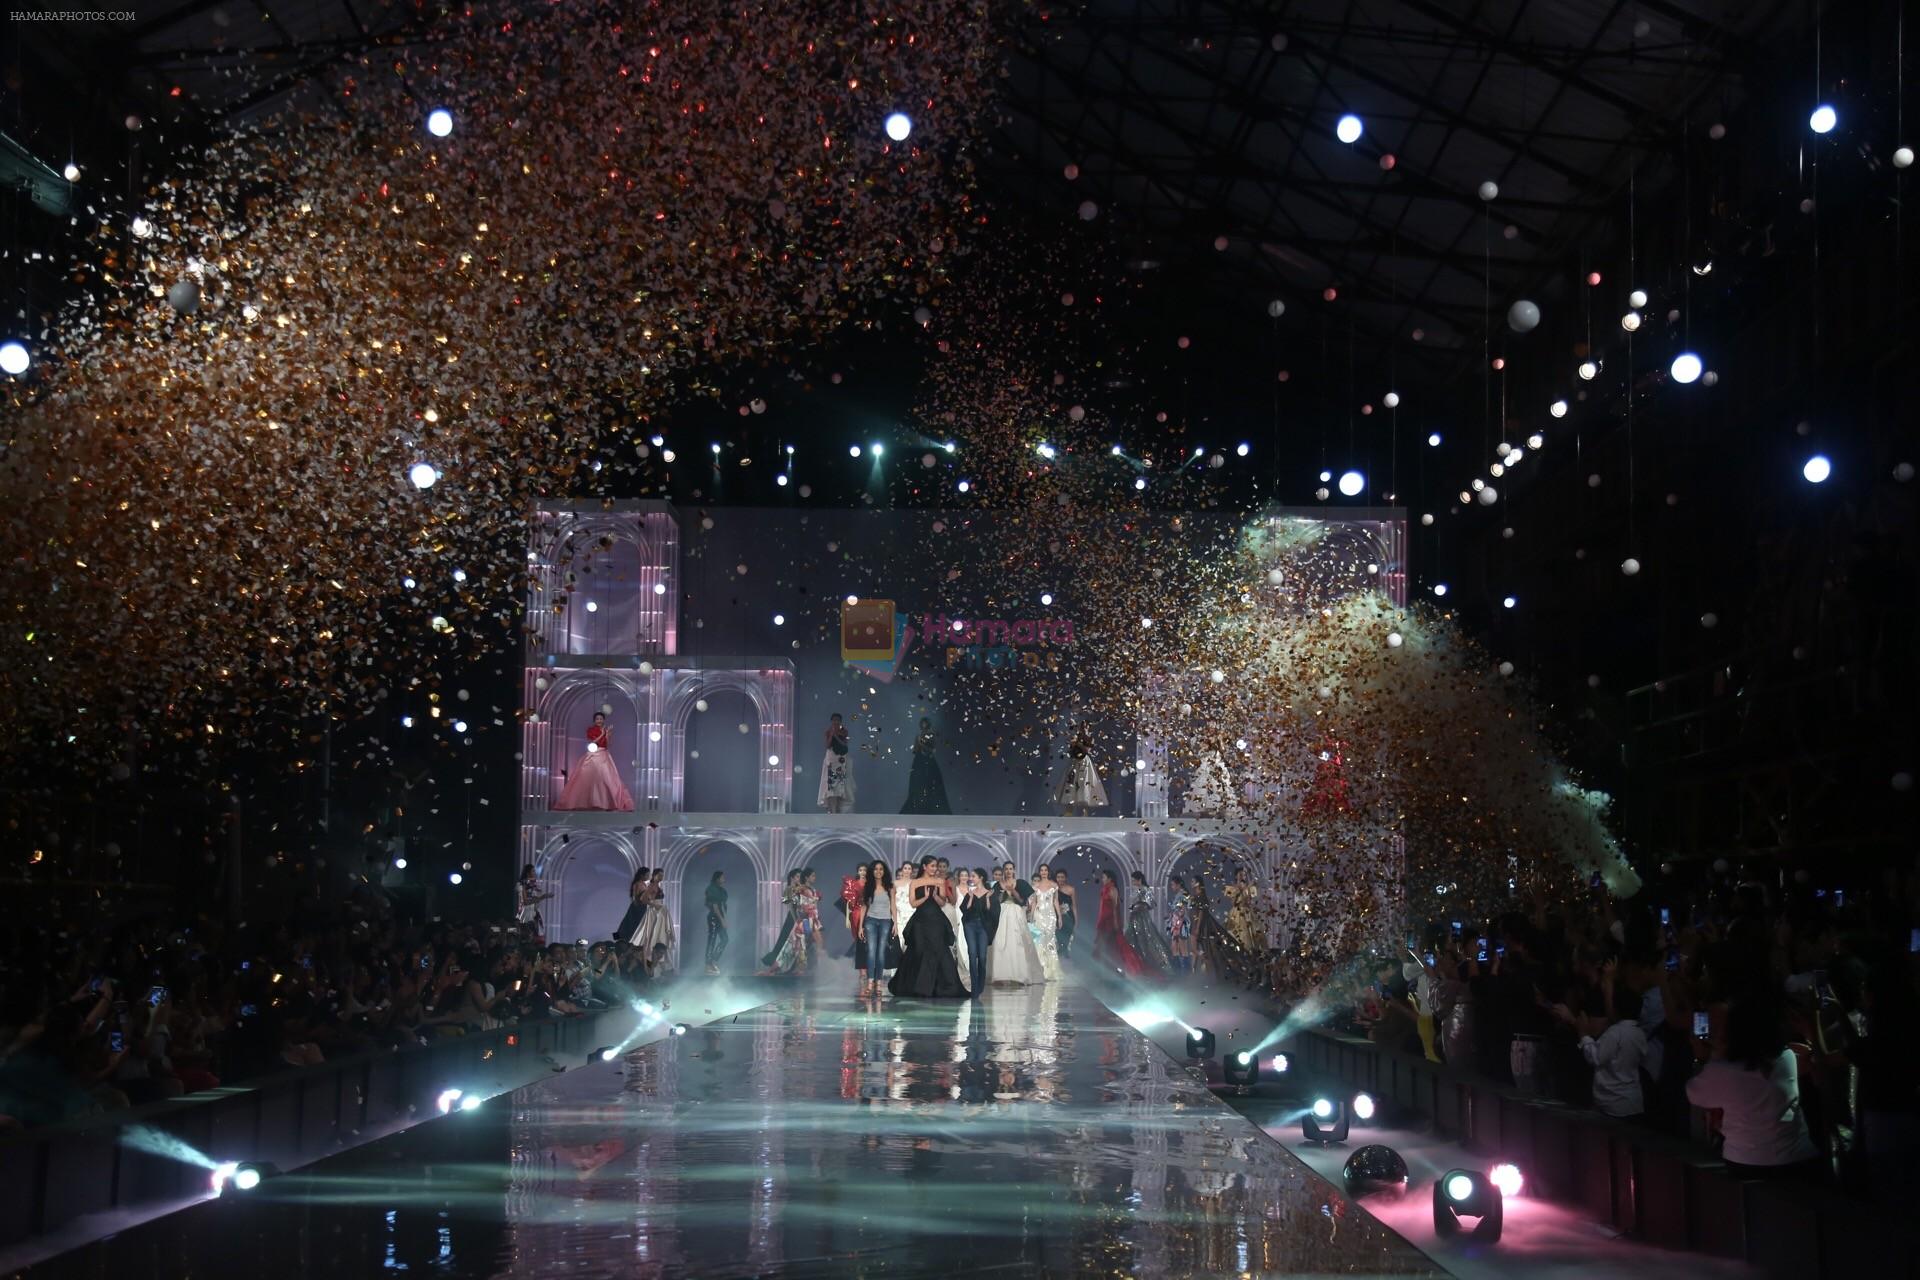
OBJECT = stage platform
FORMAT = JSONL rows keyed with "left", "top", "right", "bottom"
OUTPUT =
{"left": 27, "top": 978, "right": 1437, "bottom": 1278}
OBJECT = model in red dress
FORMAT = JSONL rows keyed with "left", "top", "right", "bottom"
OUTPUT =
{"left": 1093, "top": 868, "right": 1150, "bottom": 976}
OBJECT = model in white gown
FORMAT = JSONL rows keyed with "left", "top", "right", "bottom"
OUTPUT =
{"left": 988, "top": 878, "right": 1044, "bottom": 986}
{"left": 940, "top": 884, "right": 973, "bottom": 994}
{"left": 1185, "top": 750, "right": 1237, "bottom": 816}
{"left": 1027, "top": 874, "right": 1062, "bottom": 983}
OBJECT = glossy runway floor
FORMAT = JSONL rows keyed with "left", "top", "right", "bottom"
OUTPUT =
{"left": 31, "top": 977, "right": 1438, "bottom": 1278}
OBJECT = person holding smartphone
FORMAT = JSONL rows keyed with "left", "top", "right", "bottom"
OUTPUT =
{"left": 1684, "top": 996, "right": 1819, "bottom": 1177}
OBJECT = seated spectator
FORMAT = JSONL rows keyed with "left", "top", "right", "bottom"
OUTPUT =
{"left": 1686, "top": 996, "right": 1820, "bottom": 1178}
{"left": 1553, "top": 972, "right": 1647, "bottom": 1119}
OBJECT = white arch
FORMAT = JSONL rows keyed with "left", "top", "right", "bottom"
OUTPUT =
{"left": 788, "top": 829, "right": 893, "bottom": 876}
{"left": 657, "top": 829, "right": 775, "bottom": 884}
{"left": 663, "top": 670, "right": 777, "bottom": 733}
{"left": 1039, "top": 832, "right": 1142, "bottom": 882}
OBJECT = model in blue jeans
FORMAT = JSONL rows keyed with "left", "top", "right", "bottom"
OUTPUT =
{"left": 863, "top": 915, "right": 892, "bottom": 982}
{"left": 958, "top": 869, "right": 994, "bottom": 996}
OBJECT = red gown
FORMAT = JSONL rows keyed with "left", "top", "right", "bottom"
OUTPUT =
{"left": 1094, "top": 880, "right": 1150, "bottom": 976}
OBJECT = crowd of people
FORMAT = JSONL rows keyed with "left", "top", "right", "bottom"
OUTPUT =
{"left": 1333, "top": 876, "right": 1920, "bottom": 1198}
{"left": 0, "top": 880, "right": 676, "bottom": 1133}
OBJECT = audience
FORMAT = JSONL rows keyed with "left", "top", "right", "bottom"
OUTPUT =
{"left": 1324, "top": 872, "right": 1920, "bottom": 1195}
{"left": 0, "top": 885, "right": 677, "bottom": 1132}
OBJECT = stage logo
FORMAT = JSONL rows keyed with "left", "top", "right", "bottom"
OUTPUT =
{"left": 843, "top": 599, "right": 1075, "bottom": 681}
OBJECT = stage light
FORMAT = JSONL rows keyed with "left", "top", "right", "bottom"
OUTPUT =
{"left": 1236, "top": 442, "right": 1250, "bottom": 456}
{"left": 661, "top": 448, "right": 676, "bottom": 462}
{"left": 408, "top": 461, "right": 439, "bottom": 489}
{"left": 0, "top": 342, "right": 29, "bottom": 376}
{"left": 1036, "top": 442, "right": 1057, "bottom": 459}
{"left": 1319, "top": 470, "right": 1332, "bottom": 482}
{"left": 1620, "top": 310, "right": 1641, "bottom": 332}
{"left": 1578, "top": 361, "right": 1598, "bottom": 381}
{"left": 671, "top": 1023, "right": 689, "bottom": 1036}
{"left": 1336, "top": 113, "right": 1364, "bottom": 144}
{"left": 709, "top": 442, "right": 721, "bottom": 455}
{"left": 942, "top": 441, "right": 956, "bottom": 453}
{"left": 849, "top": 444, "right": 862, "bottom": 457}
{"left": 773, "top": 613, "right": 785, "bottom": 625}
{"left": 1134, "top": 477, "right": 1146, "bottom": 490}
{"left": 1527, "top": 432, "right": 1544, "bottom": 449}
{"left": 448, "top": 872, "right": 463, "bottom": 885}
{"left": 1803, "top": 454, "right": 1831, "bottom": 484}
{"left": 1110, "top": 444, "right": 1124, "bottom": 456}
{"left": 1809, "top": 104, "right": 1837, "bottom": 135}
{"left": 1270, "top": 1052, "right": 1290, "bottom": 1073}
{"left": 1433, "top": 1168, "right": 1504, "bottom": 1241}
{"left": 212, "top": 1161, "right": 276, "bottom": 1195}
{"left": 392, "top": 856, "right": 408, "bottom": 869}
{"left": 847, "top": 594, "right": 859, "bottom": 605}
{"left": 452, "top": 719, "right": 468, "bottom": 733}
{"left": 591, "top": 1046, "right": 619, "bottom": 1063}
{"left": 650, "top": 434, "right": 665, "bottom": 446}
{"left": 1040, "top": 592, "right": 1053, "bottom": 605}
{"left": 436, "top": 1088, "right": 466, "bottom": 1114}
{"left": 1427, "top": 432, "right": 1441, "bottom": 446}
{"left": 870, "top": 443, "right": 884, "bottom": 457}
{"left": 63, "top": 162, "right": 80, "bottom": 181}
{"left": 1186, "top": 1027, "right": 1216, "bottom": 1058}
{"left": 1897, "top": 147, "right": 1916, "bottom": 169}
{"left": 884, "top": 111, "right": 913, "bottom": 141}
{"left": 1352, "top": 1091, "right": 1377, "bottom": 1121}
{"left": 1224, "top": 1049, "right": 1260, "bottom": 1086}
{"left": 585, "top": 600, "right": 598, "bottom": 612}
{"left": 654, "top": 582, "right": 667, "bottom": 595}
{"left": 767, "top": 754, "right": 780, "bottom": 765}
{"left": 427, "top": 108, "right": 453, "bottom": 137}
{"left": 1338, "top": 470, "right": 1365, "bottom": 497}
{"left": 776, "top": 474, "right": 789, "bottom": 486}
{"left": 957, "top": 479, "right": 971, "bottom": 492}
{"left": 1488, "top": 1162, "right": 1524, "bottom": 1197}
{"left": 1432, "top": 583, "right": 1448, "bottom": 596}
{"left": 458, "top": 1093, "right": 481, "bottom": 1111}
{"left": 1503, "top": 596, "right": 1516, "bottom": 609}
{"left": 1669, "top": 351, "right": 1702, "bottom": 384}
{"left": 1343, "top": 1144, "right": 1410, "bottom": 1197}
{"left": 1304, "top": 1097, "right": 1350, "bottom": 1144}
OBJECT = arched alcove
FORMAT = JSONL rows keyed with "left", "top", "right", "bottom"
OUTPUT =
{"left": 1032, "top": 839, "right": 1130, "bottom": 918}
{"left": 532, "top": 669, "right": 645, "bottom": 810}
{"left": 527, "top": 508, "right": 679, "bottom": 657}
{"left": 675, "top": 841, "right": 758, "bottom": 975}
{"left": 539, "top": 829, "right": 642, "bottom": 942}
{"left": 680, "top": 687, "right": 761, "bottom": 813}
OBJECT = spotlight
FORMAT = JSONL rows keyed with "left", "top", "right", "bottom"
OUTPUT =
{"left": 392, "top": 856, "right": 408, "bottom": 869}
{"left": 1270, "top": 1052, "right": 1290, "bottom": 1073}
{"left": 1304, "top": 1097, "right": 1350, "bottom": 1144}
{"left": 1335, "top": 113, "right": 1364, "bottom": 144}
{"left": 870, "top": 443, "right": 884, "bottom": 457}
{"left": 1036, "top": 442, "right": 1056, "bottom": 459}
{"left": 650, "top": 434, "right": 665, "bottom": 446}
{"left": 957, "top": 479, "right": 971, "bottom": 492}
{"left": 1427, "top": 432, "right": 1442, "bottom": 447}
{"left": 1134, "top": 477, "right": 1146, "bottom": 490}
{"left": 1802, "top": 454, "right": 1831, "bottom": 484}
{"left": 710, "top": 442, "right": 721, "bottom": 454}
{"left": 1337, "top": 470, "right": 1365, "bottom": 497}
{"left": 63, "top": 162, "right": 81, "bottom": 182}
{"left": 1503, "top": 596, "right": 1516, "bottom": 609}
{"left": 436, "top": 1088, "right": 466, "bottom": 1114}
{"left": 1223, "top": 1050, "right": 1261, "bottom": 1086}
{"left": 408, "top": 461, "right": 440, "bottom": 490}
{"left": 849, "top": 444, "right": 862, "bottom": 457}
{"left": 448, "top": 871, "right": 463, "bottom": 885}
{"left": 1186, "top": 1027, "right": 1216, "bottom": 1059}
{"left": 776, "top": 474, "right": 789, "bottom": 486}
{"left": 1433, "top": 1168, "right": 1504, "bottom": 1242}
{"left": 1669, "top": 351, "right": 1703, "bottom": 384}
{"left": 1236, "top": 442, "right": 1250, "bottom": 457}
{"left": 426, "top": 108, "right": 454, "bottom": 138}
{"left": 1809, "top": 104, "right": 1837, "bottom": 135}
{"left": 884, "top": 111, "right": 913, "bottom": 142}
{"left": 1040, "top": 592, "right": 1053, "bottom": 605}
{"left": 591, "top": 1046, "right": 619, "bottom": 1063}
{"left": 458, "top": 1093, "right": 481, "bottom": 1111}
{"left": 671, "top": 1023, "right": 689, "bottom": 1036}
{"left": 1432, "top": 583, "right": 1448, "bottom": 597}
{"left": 1550, "top": 399, "right": 1568, "bottom": 418}
{"left": 212, "top": 1161, "right": 277, "bottom": 1195}
{"left": 1352, "top": 1091, "right": 1377, "bottom": 1122}
{"left": 1342, "top": 1144, "right": 1411, "bottom": 1197}
{"left": 1577, "top": 361, "right": 1598, "bottom": 381}
{"left": 942, "top": 441, "right": 956, "bottom": 453}
{"left": 1488, "top": 1162, "right": 1524, "bottom": 1197}
{"left": 0, "top": 341, "right": 29, "bottom": 376}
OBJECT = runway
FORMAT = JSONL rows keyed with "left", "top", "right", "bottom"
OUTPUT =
{"left": 29, "top": 977, "right": 1438, "bottom": 1278}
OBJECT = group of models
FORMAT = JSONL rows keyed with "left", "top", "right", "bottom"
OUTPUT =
{"left": 551, "top": 712, "right": 1115, "bottom": 816}
{"left": 543, "top": 858, "right": 1271, "bottom": 989}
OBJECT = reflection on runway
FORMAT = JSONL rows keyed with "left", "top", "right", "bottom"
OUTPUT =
{"left": 30, "top": 978, "right": 1437, "bottom": 1278}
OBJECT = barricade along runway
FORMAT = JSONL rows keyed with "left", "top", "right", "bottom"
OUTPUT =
{"left": 29, "top": 978, "right": 1438, "bottom": 1278}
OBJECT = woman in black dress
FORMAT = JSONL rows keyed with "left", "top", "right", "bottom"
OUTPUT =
{"left": 901, "top": 717, "right": 953, "bottom": 814}
{"left": 759, "top": 870, "right": 803, "bottom": 970}
{"left": 612, "top": 867, "right": 651, "bottom": 943}
{"left": 887, "top": 867, "right": 967, "bottom": 998}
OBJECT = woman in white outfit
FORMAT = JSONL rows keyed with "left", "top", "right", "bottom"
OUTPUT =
{"left": 818, "top": 713, "right": 855, "bottom": 813}
{"left": 988, "top": 865, "right": 1044, "bottom": 986}
{"left": 1027, "top": 863, "right": 1062, "bottom": 983}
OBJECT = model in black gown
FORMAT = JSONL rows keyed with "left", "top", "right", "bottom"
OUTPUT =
{"left": 900, "top": 718, "right": 953, "bottom": 814}
{"left": 887, "top": 877, "right": 967, "bottom": 998}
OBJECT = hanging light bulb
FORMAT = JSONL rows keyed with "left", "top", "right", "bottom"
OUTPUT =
{"left": 1577, "top": 361, "right": 1599, "bottom": 381}
{"left": 1669, "top": 352, "right": 1703, "bottom": 384}
{"left": 1550, "top": 399, "right": 1568, "bottom": 418}
{"left": 1335, "top": 114, "right": 1364, "bottom": 144}
{"left": 1337, "top": 470, "right": 1365, "bottom": 497}
{"left": 1808, "top": 105, "right": 1837, "bottom": 135}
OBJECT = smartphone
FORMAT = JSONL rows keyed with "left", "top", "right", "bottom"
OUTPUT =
{"left": 420, "top": 954, "right": 432, "bottom": 970}
{"left": 1666, "top": 948, "right": 1680, "bottom": 972}
{"left": 89, "top": 977, "right": 104, "bottom": 994}
{"left": 1659, "top": 908, "right": 1670, "bottom": 925}
{"left": 1425, "top": 952, "right": 1437, "bottom": 967}
{"left": 1450, "top": 921, "right": 1463, "bottom": 937}
{"left": 1910, "top": 928, "right": 1920, "bottom": 954}
{"left": 147, "top": 986, "right": 167, "bottom": 1008}
{"left": 1495, "top": 944, "right": 1508, "bottom": 958}
{"left": 240, "top": 1003, "right": 258, "bottom": 1018}
{"left": 110, "top": 1031, "right": 125, "bottom": 1053}
{"left": 240, "top": 960, "right": 251, "bottom": 971}
{"left": 1834, "top": 890, "right": 1846, "bottom": 907}
{"left": 1476, "top": 938, "right": 1489, "bottom": 963}
{"left": 1692, "top": 1011, "right": 1710, "bottom": 1039}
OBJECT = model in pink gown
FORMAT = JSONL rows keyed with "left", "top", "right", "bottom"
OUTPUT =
{"left": 555, "top": 715, "right": 635, "bottom": 812}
